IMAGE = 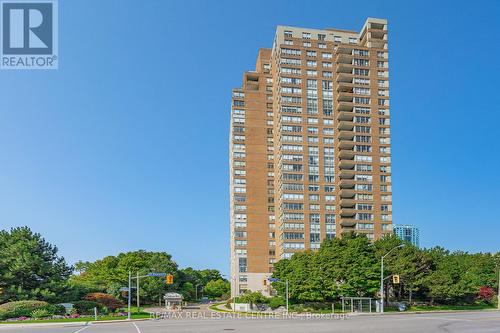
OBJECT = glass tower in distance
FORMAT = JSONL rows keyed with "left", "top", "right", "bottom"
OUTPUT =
{"left": 394, "top": 225, "right": 420, "bottom": 247}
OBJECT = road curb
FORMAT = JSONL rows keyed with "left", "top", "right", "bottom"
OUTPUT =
{"left": 356, "top": 309, "right": 499, "bottom": 316}
{"left": 0, "top": 318, "right": 151, "bottom": 328}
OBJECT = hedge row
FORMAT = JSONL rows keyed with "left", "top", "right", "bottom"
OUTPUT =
{"left": 0, "top": 301, "right": 65, "bottom": 320}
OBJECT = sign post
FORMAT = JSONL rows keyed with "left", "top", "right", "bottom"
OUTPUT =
{"left": 133, "top": 272, "right": 168, "bottom": 316}
{"left": 268, "top": 277, "right": 288, "bottom": 314}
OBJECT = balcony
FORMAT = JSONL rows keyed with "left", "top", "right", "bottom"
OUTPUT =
{"left": 340, "top": 198, "right": 356, "bottom": 207}
{"left": 337, "top": 93, "right": 354, "bottom": 103}
{"left": 369, "top": 29, "right": 387, "bottom": 40}
{"left": 336, "top": 72, "right": 355, "bottom": 84}
{"left": 335, "top": 53, "right": 352, "bottom": 65}
{"left": 337, "top": 110, "right": 354, "bottom": 122}
{"left": 338, "top": 138, "right": 355, "bottom": 149}
{"left": 339, "top": 189, "right": 355, "bottom": 199}
{"left": 340, "top": 219, "right": 357, "bottom": 227}
{"left": 339, "top": 169, "right": 355, "bottom": 180}
{"left": 338, "top": 158, "right": 355, "bottom": 170}
{"left": 339, "top": 179, "right": 355, "bottom": 189}
{"left": 337, "top": 101, "right": 354, "bottom": 112}
{"left": 336, "top": 63, "right": 353, "bottom": 74}
{"left": 340, "top": 208, "right": 356, "bottom": 218}
{"left": 338, "top": 130, "right": 355, "bottom": 140}
{"left": 337, "top": 85, "right": 354, "bottom": 94}
{"left": 337, "top": 120, "right": 354, "bottom": 131}
{"left": 335, "top": 44, "right": 355, "bottom": 55}
{"left": 338, "top": 149, "right": 355, "bottom": 159}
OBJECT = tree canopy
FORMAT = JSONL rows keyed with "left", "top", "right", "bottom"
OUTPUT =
{"left": 0, "top": 227, "right": 227, "bottom": 305}
{"left": 71, "top": 251, "right": 227, "bottom": 302}
{"left": 272, "top": 234, "right": 499, "bottom": 305}
{"left": 0, "top": 227, "right": 73, "bottom": 303}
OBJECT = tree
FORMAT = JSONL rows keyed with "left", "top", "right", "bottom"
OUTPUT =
{"left": 84, "top": 293, "right": 123, "bottom": 311}
{"left": 0, "top": 227, "right": 72, "bottom": 303}
{"left": 269, "top": 296, "right": 286, "bottom": 309}
{"left": 180, "top": 282, "right": 195, "bottom": 301}
{"left": 273, "top": 251, "right": 323, "bottom": 302}
{"left": 178, "top": 267, "right": 226, "bottom": 301}
{"left": 478, "top": 286, "right": 495, "bottom": 303}
{"left": 197, "top": 269, "right": 223, "bottom": 284}
{"left": 238, "top": 291, "right": 268, "bottom": 307}
{"left": 422, "top": 249, "right": 497, "bottom": 305}
{"left": 72, "top": 250, "right": 178, "bottom": 304}
{"left": 373, "top": 235, "right": 432, "bottom": 303}
{"left": 317, "top": 234, "right": 380, "bottom": 299}
{"left": 272, "top": 234, "right": 380, "bottom": 303}
{"left": 204, "top": 279, "right": 230, "bottom": 299}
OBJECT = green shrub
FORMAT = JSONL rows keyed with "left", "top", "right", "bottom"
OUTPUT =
{"left": 0, "top": 301, "right": 49, "bottom": 320}
{"left": 269, "top": 296, "right": 286, "bottom": 309}
{"left": 72, "top": 300, "right": 105, "bottom": 315}
{"left": 30, "top": 308, "right": 51, "bottom": 319}
{"left": 83, "top": 293, "right": 123, "bottom": 312}
{"left": 45, "top": 304, "right": 66, "bottom": 316}
{"left": 303, "top": 302, "right": 331, "bottom": 310}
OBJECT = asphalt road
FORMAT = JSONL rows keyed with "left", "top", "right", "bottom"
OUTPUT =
{"left": 1, "top": 311, "right": 499, "bottom": 333}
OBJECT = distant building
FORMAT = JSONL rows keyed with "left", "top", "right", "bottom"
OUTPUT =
{"left": 393, "top": 225, "right": 420, "bottom": 247}
{"left": 164, "top": 292, "right": 183, "bottom": 310}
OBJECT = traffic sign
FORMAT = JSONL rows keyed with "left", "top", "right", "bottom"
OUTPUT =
{"left": 148, "top": 272, "right": 167, "bottom": 277}
{"left": 268, "top": 277, "right": 279, "bottom": 282}
{"left": 119, "top": 287, "right": 130, "bottom": 292}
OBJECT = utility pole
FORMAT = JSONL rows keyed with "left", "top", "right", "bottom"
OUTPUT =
{"left": 497, "top": 268, "right": 500, "bottom": 310}
{"left": 380, "top": 244, "right": 404, "bottom": 314}
{"left": 380, "top": 256, "right": 384, "bottom": 313}
{"left": 136, "top": 272, "right": 140, "bottom": 310}
{"left": 285, "top": 279, "right": 289, "bottom": 314}
{"left": 127, "top": 271, "right": 131, "bottom": 320}
{"left": 233, "top": 277, "right": 236, "bottom": 312}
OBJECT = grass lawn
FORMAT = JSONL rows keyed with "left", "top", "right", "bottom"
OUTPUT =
{"left": 407, "top": 304, "right": 496, "bottom": 312}
{"left": 210, "top": 302, "right": 496, "bottom": 315}
{"left": 0, "top": 313, "right": 150, "bottom": 324}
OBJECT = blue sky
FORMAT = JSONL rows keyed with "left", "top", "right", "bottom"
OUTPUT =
{"left": 0, "top": 0, "right": 499, "bottom": 275}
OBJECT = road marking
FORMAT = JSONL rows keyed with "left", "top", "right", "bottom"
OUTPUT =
{"left": 413, "top": 316, "right": 472, "bottom": 322}
{"left": 133, "top": 322, "right": 142, "bottom": 333}
{"left": 73, "top": 324, "right": 90, "bottom": 333}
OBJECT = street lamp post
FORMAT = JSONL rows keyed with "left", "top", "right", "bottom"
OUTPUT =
{"left": 130, "top": 272, "right": 167, "bottom": 316}
{"left": 195, "top": 284, "right": 203, "bottom": 301}
{"left": 136, "top": 272, "right": 140, "bottom": 310}
{"left": 222, "top": 274, "right": 237, "bottom": 312}
{"left": 285, "top": 279, "right": 289, "bottom": 314}
{"left": 127, "top": 271, "right": 131, "bottom": 320}
{"left": 497, "top": 268, "right": 500, "bottom": 311}
{"left": 233, "top": 277, "right": 236, "bottom": 312}
{"left": 268, "top": 278, "right": 289, "bottom": 314}
{"left": 380, "top": 244, "right": 404, "bottom": 314}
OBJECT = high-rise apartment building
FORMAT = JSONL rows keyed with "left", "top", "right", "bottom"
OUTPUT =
{"left": 394, "top": 225, "right": 420, "bottom": 248}
{"left": 230, "top": 18, "right": 392, "bottom": 296}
